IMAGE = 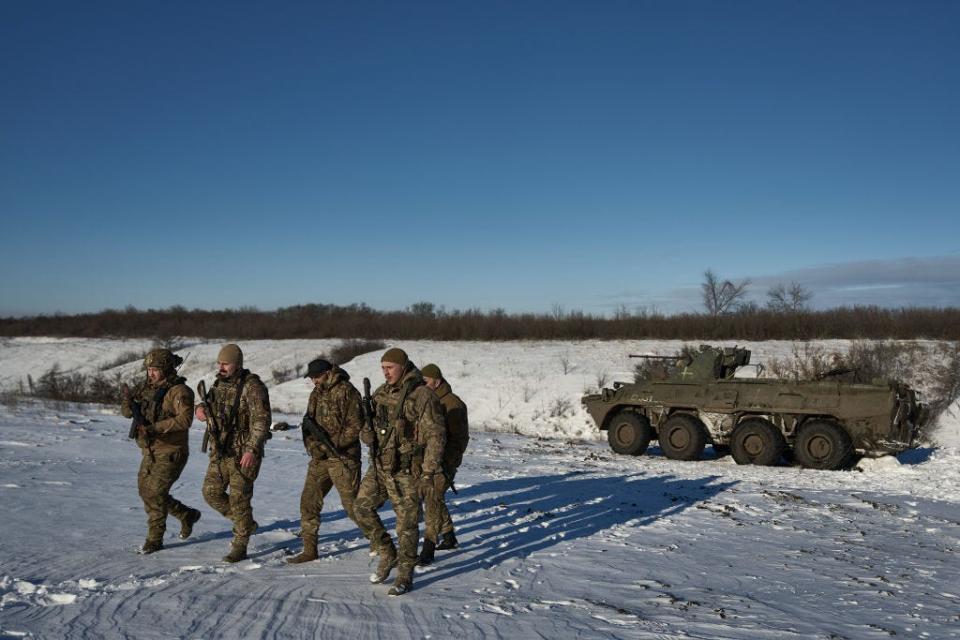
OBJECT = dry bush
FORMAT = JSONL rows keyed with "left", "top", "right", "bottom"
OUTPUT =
{"left": 23, "top": 365, "right": 124, "bottom": 404}
{"left": 765, "top": 343, "right": 838, "bottom": 381}
{"left": 100, "top": 350, "right": 146, "bottom": 370}
{"left": 271, "top": 366, "right": 299, "bottom": 384}
{"left": 330, "top": 339, "right": 386, "bottom": 365}
{"left": 549, "top": 396, "right": 574, "bottom": 418}
{"left": 927, "top": 342, "right": 960, "bottom": 422}
{"left": 766, "top": 341, "right": 927, "bottom": 385}
{"left": 522, "top": 385, "right": 535, "bottom": 403}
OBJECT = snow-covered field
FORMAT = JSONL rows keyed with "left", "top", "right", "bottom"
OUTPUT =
{"left": 1, "top": 338, "right": 959, "bottom": 638}
{"left": 2, "top": 337, "right": 957, "bottom": 446}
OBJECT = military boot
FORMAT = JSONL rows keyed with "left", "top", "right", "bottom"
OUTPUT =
{"left": 179, "top": 509, "right": 202, "bottom": 539}
{"left": 223, "top": 537, "right": 249, "bottom": 563}
{"left": 286, "top": 535, "right": 318, "bottom": 564}
{"left": 388, "top": 575, "right": 413, "bottom": 597}
{"left": 436, "top": 531, "right": 458, "bottom": 550}
{"left": 140, "top": 539, "right": 163, "bottom": 554}
{"left": 417, "top": 539, "right": 436, "bottom": 566}
{"left": 369, "top": 546, "right": 398, "bottom": 583}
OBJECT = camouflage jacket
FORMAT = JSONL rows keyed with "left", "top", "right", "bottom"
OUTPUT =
{"left": 121, "top": 375, "right": 194, "bottom": 455}
{"left": 304, "top": 365, "right": 362, "bottom": 462}
{"left": 434, "top": 380, "right": 469, "bottom": 474}
{"left": 202, "top": 369, "right": 272, "bottom": 459}
{"left": 363, "top": 366, "right": 445, "bottom": 476}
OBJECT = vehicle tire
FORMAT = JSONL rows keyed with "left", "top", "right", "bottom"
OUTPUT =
{"left": 730, "top": 418, "right": 787, "bottom": 466}
{"left": 792, "top": 420, "right": 854, "bottom": 470}
{"left": 606, "top": 412, "right": 653, "bottom": 456}
{"left": 658, "top": 414, "right": 708, "bottom": 461}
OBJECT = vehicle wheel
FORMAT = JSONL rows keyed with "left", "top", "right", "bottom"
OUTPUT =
{"left": 606, "top": 412, "right": 653, "bottom": 456}
{"left": 730, "top": 418, "right": 786, "bottom": 466}
{"left": 658, "top": 414, "right": 708, "bottom": 461}
{"left": 793, "top": 420, "right": 854, "bottom": 470}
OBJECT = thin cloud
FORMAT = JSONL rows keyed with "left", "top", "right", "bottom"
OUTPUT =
{"left": 595, "top": 255, "right": 960, "bottom": 314}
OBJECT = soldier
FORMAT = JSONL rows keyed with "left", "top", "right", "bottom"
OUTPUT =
{"left": 121, "top": 348, "right": 201, "bottom": 554}
{"left": 286, "top": 358, "right": 363, "bottom": 564}
{"left": 353, "top": 348, "right": 445, "bottom": 596}
{"left": 195, "top": 344, "right": 272, "bottom": 563}
{"left": 417, "top": 363, "right": 469, "bottom": 565}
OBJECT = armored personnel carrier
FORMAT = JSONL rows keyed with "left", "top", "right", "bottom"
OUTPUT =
{"left": 581, "top": 345, "right": 923, "bottom": 470}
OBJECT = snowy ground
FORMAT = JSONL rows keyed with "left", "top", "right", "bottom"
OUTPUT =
{"left": 1, "top": 338, "right": 959, "bottom": 638}
{"left": 1, "top": 337, "right": 957, "bottom": 446}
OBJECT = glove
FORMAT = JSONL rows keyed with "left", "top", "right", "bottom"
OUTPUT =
{"left": 419, "top": 473, "right": 438, "bottom": 501}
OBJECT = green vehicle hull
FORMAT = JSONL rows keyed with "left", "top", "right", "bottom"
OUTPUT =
{"left": 582, "top": 346, "right": 923, "bottom": 470}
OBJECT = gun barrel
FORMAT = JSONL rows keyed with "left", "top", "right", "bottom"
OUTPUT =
{"left": 628, "top": 354, "right": 683, "bottom": 359}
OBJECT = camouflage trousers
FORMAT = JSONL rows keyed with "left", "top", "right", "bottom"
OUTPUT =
{"left": 422, "top": 472, "right": 456, "bottom": 543}
{"left": 299, "top": 456, "right": 360, "bottom": 539}
{"left": 202, "top": 455, "right": 261, "bottom": 538}
{"left": 137, "top": 450, "right": 193, "bottom": 543}
{"left": 353, "top": 466, "right": 421, "bottom": 579}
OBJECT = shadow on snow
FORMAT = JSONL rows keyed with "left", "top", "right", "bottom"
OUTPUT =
{"left": 416, "top": 470, "right": 736, "bottom": 588}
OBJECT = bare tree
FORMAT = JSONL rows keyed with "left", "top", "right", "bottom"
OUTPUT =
{"left": 612, "top": 304, "right": 633, "bottom": 320}
{"left": 701, "top": 269, "right": 751, "bottom": 316}
{"left": 766, "top": 282, "right": 813, "bottom": 312}
{"left": 408, "top": 301, "right": 436, "bottom": 318}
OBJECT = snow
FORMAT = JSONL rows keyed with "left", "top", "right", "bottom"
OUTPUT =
{"left": 1, "top": 338, "right": 959, "bottom": 638}
{"left": 2, "top": 336, "right": 957, "bottom": 444}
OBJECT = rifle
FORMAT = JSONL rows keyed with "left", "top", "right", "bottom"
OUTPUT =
{"left": 122, "top": 384, "right": 156, "bottom": 461}
{"left": 301, "top": 414, "right": 350, "bottom": 462}
{"left": 361, "top": 377, "right": 381, "bottom": 481}
{"left": 197, "top": 380, "right": 221, "bottom": 455}
{"left": 127, "top": 397, "right": 145, "bottom": 439}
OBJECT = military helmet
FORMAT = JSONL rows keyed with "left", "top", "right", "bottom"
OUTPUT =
{"left": 144, "top": 348, "right": 183, "bottom": 373}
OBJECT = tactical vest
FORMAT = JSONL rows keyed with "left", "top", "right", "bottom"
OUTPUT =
{"left": 209, "top": 371, "right": 249, "bottom": 449}
{"left": 373, "top": 378, "right": 424, "bottom": 474}
{"left": 138, "top": 376, "right": 186, "bottom": 425}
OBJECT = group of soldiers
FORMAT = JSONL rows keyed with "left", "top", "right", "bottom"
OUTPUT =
{"left": 120, "top": 344, "right": 469, "bottom": 596}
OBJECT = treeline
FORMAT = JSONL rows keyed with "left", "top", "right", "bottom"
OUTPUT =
{"left": 3, "top": 303, "right": 960, "bottom": 341}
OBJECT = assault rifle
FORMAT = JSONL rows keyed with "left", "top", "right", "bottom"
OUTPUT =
{"left": 197, "top": 380, "right": 222, "bottom": 456}
{"left": 301, "top": 414, "right": 349, "bottom": 462}
{"left": 128, "top": 398, "right": 146, "bottom": 440}
{"left": 361, "top": 377, "right": 382, "bottom": 484}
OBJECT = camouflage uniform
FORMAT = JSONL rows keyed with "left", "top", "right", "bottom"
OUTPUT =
{"left": 354, "top": 365, "right": 446, "bottom": 588}
{"left": 199, "top": 368, "right": 271, "bottom": 550}
{"left": 120, "top": 353, "right": 198, "bottom": 550}
{"left": 423, "top": 380, "right": 469, "bottom": 546}
{"left": 298, "top": 366, "right": 363, "bottom": 540}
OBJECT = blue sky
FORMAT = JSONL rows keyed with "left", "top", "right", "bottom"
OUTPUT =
{"left": 2, "top": 0, "right": 958, "bottom": 316}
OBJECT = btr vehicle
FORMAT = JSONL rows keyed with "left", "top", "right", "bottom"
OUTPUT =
{"left": 581, "top": 345, "right": 924, "bottom": 470}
